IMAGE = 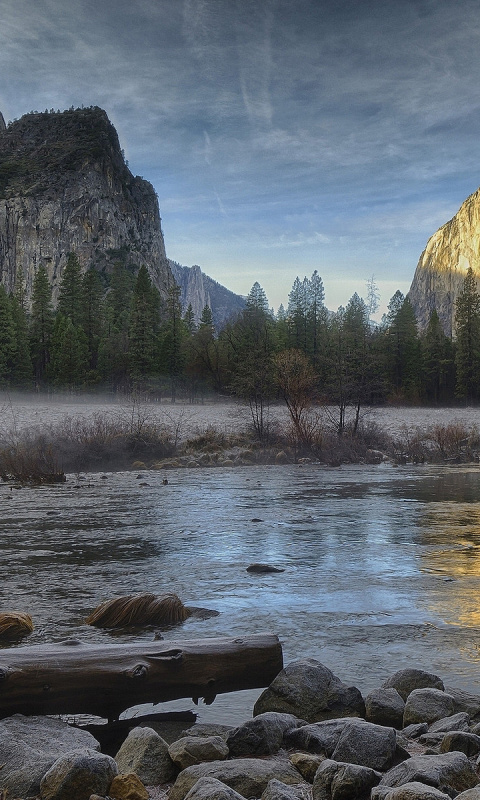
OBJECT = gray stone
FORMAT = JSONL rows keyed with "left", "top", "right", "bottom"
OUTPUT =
{"left": 227, "top": 712, "right": 305, "bottom": 757}
{"left": 168, "top": 757, "right": 304, "bottom": 800}
{"left": 182, "top": 723, "right": 233, "bottom": 741}
{"left": 429, "top": 711, "right": 470, "bottom": 733}
{"left": 261, "top": 778, "right": 311, "bottom": 799}
{"left": 365, "top": 688, "right": 405, "bottom": 729}
{"left": 290, "top": 752, "right": 326, "bottom": 782}
{"left": 312, "top": 758, "right": 381, "bottom": 800}
{"left": 168, "top": 735, "right": 229, "bottom": 769}
{"left": 439, "top": 731, "right": 480, "bottom": 756}
{"left": 331, "top": 719, "right": 397, "bottom": 771}
{"left": 254, "top": 659, "right": 365, "bottom": 723}
{"left": 0, "top": 714, "right": 100, "bottom": 798}
{"left": 382, "top": 670, "right": 444, "bottom": 702}
{"left": 284, "top": 719, "right": 351, "bottom": 755}
{"left": 39, "top": 748, "right": 118, "bottom": 800}
{"left": 380, "top": 752, "right": 478, "bottom": 795}
{"left": 402, "top": 723, "right": 428, "bottom": 738}
{"left": 444, "top": 686, "right": 480, "bottom": 722}
{"left": 456, "top": 789, "right": 480, "bottom": 800}
{"left": 114, "top": 725, "right": 175, "bottom": 785}
{"left": 372, "top": 782, "right": 451, "bottom": 800}
{"left": 403, "top": 689, "right": 455, "bottom": 726}
{"left": 183, "top": 776, "right": 247, "bottom": 800}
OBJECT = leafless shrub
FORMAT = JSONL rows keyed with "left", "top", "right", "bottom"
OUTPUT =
{"left": 0, "top": 438, "right": 65, "bottom": 484}
{"left": 86, "top": 592, "right": 190, "bottom": 628}
{"left": 0, "top": 611, "right": 34, "bottom": 639}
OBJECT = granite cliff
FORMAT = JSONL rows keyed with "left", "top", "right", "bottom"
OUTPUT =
{"left": 408, "top": 186, "right": 480, "bottom": 336}
{"left": 0, "top": 107, "right": 172, "bottom": 302}
{"left": 169, "top": 260, "right": 245, "bottom": 329}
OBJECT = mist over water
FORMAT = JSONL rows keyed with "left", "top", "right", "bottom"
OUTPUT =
{"left": 2, "top": 447, "right": 480, "bottom": 724}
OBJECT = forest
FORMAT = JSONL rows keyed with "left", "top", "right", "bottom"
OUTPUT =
{"left": 1, "top": 254, "right": 479, "bottom": 436}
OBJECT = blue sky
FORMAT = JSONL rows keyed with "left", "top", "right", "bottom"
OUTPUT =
{"left": 2, "top": 0, "right": 480, "bottom": 316}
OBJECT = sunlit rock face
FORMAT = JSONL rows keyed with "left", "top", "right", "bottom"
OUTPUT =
{"left": 408, "top": 187, "right": 480, "bottom": 337}
{"left": 0, "top": 107, "right": 173, "bottom": 303}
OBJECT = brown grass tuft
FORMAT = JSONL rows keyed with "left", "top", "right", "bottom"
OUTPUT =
{"left": 0, "top": 611, "right": 34, "bottom": 638}
{"left": 85, "top": 592, "right": 191, "bottom": 628}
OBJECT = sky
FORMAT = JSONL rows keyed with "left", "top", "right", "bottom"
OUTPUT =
{"left": 2, "top": 0, "right": 480, "bottom": 317}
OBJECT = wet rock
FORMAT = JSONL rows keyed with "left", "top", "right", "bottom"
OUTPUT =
{"left": 290, "top": 752, "right": 326, "bottom": 782}
{"left": 108, "top": 772, "right": 149, "bottom": 800}
{"left": 168, "top": 735, "right": 229, "bottom": 770}
{"left": 429, "top": 711, "right": 470, "bottom": 733}
{"left": 254, "top": 658, "right": 365, "bottom": 723}
{"left": 379, "top": 751, "right": 478, "bottom": 795}
{"left": 261, "top": 778, "right": 310, "bottom": 799}
{"left": 439, "top": 730, "right": 480, "bottom": 756}
{"left": 0, "top": 714, "right": 100, "bottom": 798}
{"left": 312, "top": 757, "right": 381, "bottom": 800}
{"left": 168, "top": 756, "right": 304, "bottom": 800}
{"left": 284, "top": 719, "right": 351, "bottom": 755}
{"left": 183, "top": 777, "right": 246, "bottom": 800}
{"left": 403, "top": 689, "right": 455, "bottom": 726}
{"left": 365, "top": 688, "right": 405, "bottom": 728}
{"left": 331, "top": 718, "right": 397, "bottom": 771}
{"left": 246, "top": 563, "right": 285, "bottom": 573}
{"left": 40, "top": 748, "right": 118, "bottom": 800}
{"left": 114, "top": 725, "right": 175, "bottom": 785}
{"left": 226, "top": 712, "right": 305, "bottom": 757}
{"left": 371, "top": 782, "right": 451, "bottom": 800}
{"left": 382, "top": 670, "right": 444, "bottom": 702}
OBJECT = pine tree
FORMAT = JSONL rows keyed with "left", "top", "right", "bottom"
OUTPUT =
{"left": 455, "top": 267, "right": 480, "bottom": 401}
{"left": 129, "top": 265, "right": 161, "bottom": 383}
{"left": 422, "top": 309, "right": 455, "bottom": 403}
{"left": 80, "top": 268, "right": 104, "bottom": 378}
{"left": 160, "top": 282, "right": 186, "bottom": 401}
{"left": 57, "top": 252, "right": 83, "bottom": 325}
{"left": 385, "top": 294, "right": 422, "bottom": 399}
{"left": 9, "top": 293, "right": 33, "bottom": 386}
{"left": 287, "top": 277, "right": 308, "bottom": 351}
{"left": 30, "top": 266, "right": 54, "bottom": 384}
{"left": 183, "top": 303, "right": 196, "bottom": 335}
{"left": 49, "top": 315, "right": 89, "bottom": 387}
{"left": 0, "top": 285, "right": 15, "bottom": 384}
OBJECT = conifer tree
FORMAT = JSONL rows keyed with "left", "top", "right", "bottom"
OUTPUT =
{"left": 57, "top": 252, "right": 83, "bottom": 326}
{"left": 183, "top": 303, "right": 196, "bottom": 335}
{"left": 129, "top": 265, "right": 161, "bottom": 383}
{"left": 49, "top": 315, "right": 89, "bottom": 387}
{"left": 80, "top": 267, "right": 104, "bottom": 378}
{"left": 455, "top": 267, "right": 480, "bottom": 401}
{"left": 422, "top": 309, "right": 455, "bottom": 403}
{"left": 30, "top": 266, "right": 54, "bottom": 384}
{"left": 0, "top": 285, "right": 16, "bottom": 384}
{"left": 160, "top": 282, "right": 186, "bottom": 401}
{"left": 9, "top": 293, "right": 33, "bottom": 386}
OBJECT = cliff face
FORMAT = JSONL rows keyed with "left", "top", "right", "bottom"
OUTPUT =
{"left": 0, "top": 107, "right": 172, "bottom": 302}
{"left": 169, "top": 260, "right": 245, "bottom": 328}
{"left": 408, "top": 187, "right": 480, "bottom": 336}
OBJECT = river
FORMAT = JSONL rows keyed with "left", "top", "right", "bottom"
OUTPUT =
{"left": 2, "top": 451, "right": 480, "bottom": 725}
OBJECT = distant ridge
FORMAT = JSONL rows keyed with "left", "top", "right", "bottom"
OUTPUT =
{"left": 168, "top": 260, "right": 245, "bottom": 329}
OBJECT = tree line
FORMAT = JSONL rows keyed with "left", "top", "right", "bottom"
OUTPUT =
{"left": 1, "top": 255, "right": 479, "bottom": 422}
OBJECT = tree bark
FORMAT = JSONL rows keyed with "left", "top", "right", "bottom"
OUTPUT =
{"left": 0, "top": 634, "right": 283, "bottom": 720}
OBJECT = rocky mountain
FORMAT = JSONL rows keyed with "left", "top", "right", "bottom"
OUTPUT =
{"left": 169, "top": 260, "right": 245, "bottom": 328}
{"left": 408, "top": 186, "right": 480, "bottom": 336}
{"left": 0, "top": 106, "right": 172, "bottom": 302}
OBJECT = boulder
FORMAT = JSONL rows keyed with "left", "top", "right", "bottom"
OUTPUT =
{"left": 114, "top": 725, "right": 175, "bottom": 785}
{"left": 429, "top": 712, "right": 470, "bottom": 733}
{"left": 371, "top": 782, "right": 451, "bottom": 800}
{"left": 284, "top": 719, "right": 351, "bottom": 755}
{"left": 402, "top": 724, "right": 428, "bottom": 739}
{"left": 168, "top": 736, "right": 229, "bottom": 769}
{"left": 365, "top": 688, "right": 405, "bottom": 728}
{"left": 254, "top": 659, "right": 365, "bottom": 722}
{"left": 40, "top": 748, "right": 118, "bottom": 800}
{"left": 380, "top": 752, "right": 478, "bottom": 795}
{"left": 168, "top": 757, "right": 304, "bottom": 800}
{"left": 331, "top": 719, "right": 397, "bottom": 771}
{"left": 182, "top": 723, "right": 233, "bottom": 740}
{"left": 108, "top": 773, "right": 149, "bottom": 800}
{"left": 456, "top": 790, "right": 480, "bottom": 800}
{"left": 312, "top": 758, "right": 381, "bottom": 800}
{"left": 183, "top": 777, "right": 247, "bottom": 800}
{"left": 382, "top": 670, "right": 444, "bottom": 702}
{"left": 227, "top": 712, "right": 305, "bottom": 757}
{"left": 261, "top": 778, "right": 311, "bottom": 799}
{"left": 439, "top": 731, "right": 480, "bottom": 756}
{"left": 403, "top": 689, "right": 455, "bottom": 726}
{"left": 0, "top": 714, "right": 100, "bottom": 798}
{"left": 290, "top": 752, "right": 326, "bottom": 782}
{"left": 445, "top": 686, "right": 480, "bottom": 722}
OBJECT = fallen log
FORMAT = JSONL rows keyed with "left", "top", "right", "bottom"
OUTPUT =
{"left": 0, "top": 634, "right": 283, "bottom": 720}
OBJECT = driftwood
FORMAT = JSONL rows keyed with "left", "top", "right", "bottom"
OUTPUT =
{"left": 0, "top": 634, "right": 283, "bottom": 720}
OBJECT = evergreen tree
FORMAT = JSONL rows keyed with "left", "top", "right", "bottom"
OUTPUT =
{"left": 183, "top": 303, "right": 196, "bottom": 335}
{"left": 30, "top": 266, "right": 54, "bottom": 384}
{"left": 385, "top": 295, "right": 422, "bottom": 399}
{"left": 57, "top": 252, "right": 83, "bottom": 325}
{"left": 246, "top": 282, "right": 270, "bottom": 313}
{"left": 0, "top": 285, "right": 15, "bottom": 384}
{"left": 422, "top": 309, "right": 455, "bottom": 403}
{"left": 9, "top": 293, "right": 33, "bottom": 386}
{"left": 159, "top": 282, "right": 186, "bottom": 401}
{"left": 455, "top": 267, "right": 480, "bottom": 401}
{"left": 49, "top": 315, "right": 89, "bottom": 387}
{"left": 129, "top": 265, "right": 161, "bottom": 383}
{"left": 287, "top": 276, "right": 308, "bottom": 351}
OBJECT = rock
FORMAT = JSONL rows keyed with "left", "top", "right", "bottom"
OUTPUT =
{"left": 246, "top": 563, "right": 285, "bottom": 573}
{"left": 445, "top": 685, "right": 480, "bottom": 721}
{"left": 0, "top": 714, "right": 100, "bottom": 798}
{"left": 382, "top": 670, "right": 444, "bottom": 702}
{"left": 380, "top": 752, "right": 478, "bottom": 795}
{"left": 429, "top": 711, "right": 470, "bottom": 733}
{"left": 331, "top": 719, "right": 397, "bottom": 771}
{"left": 366, "top": 449, "right": 384, "bottom": 464}
{"left": 227, "top": 712, "right": 305, "bottom": 756}
{"left": 275, "top": 451, "right": 289, "bottom": 464}
{"left": 456, "top": 790, "right": 480, "bottom": 800}
{"left": 372, "top": 782, "right": 452, "bottom": 800}
{"left": 403, "top": 689, "right": 455, "bottom": 726}
{"left": 114, "top": 725, "right": 175, "bottom": 785}
{"left": 365, "top": 688, "right": 405, "bottom": 728}
{"left": 439, "top": 730, "right": 480, "bottom": 756}
{"left": 312, "top": 758, "right": 381, "bottom": 800}
{"left": 182, "top": 723, "right": 233, "bottom": 741}
{"left": 183, "top": 776, "right": 247, "bottom": 800}
{"left": 40, "top": 748, "right": 118, "bottom": 800}
{"left": 254, "top": 659, "right": 365, "bottom": 722}
{"left": 168, "top": 736, "right": 229, "bottom": 769}
{"left": 108, "top": 773, "right": 149, "bottom": 800}
{"left": 168, "top": 757, "right": 304, "bottom": 800}
{"left": 170, "top": 261, "right": 246, "bottom": 330}
{"left": 402, "top": 724, "right": 428, "bottom": 738}
{"left": 284, "top": 719, "right": 351, "bottom": 755}
{"left": 290, "top": 752, "right": 326, "bottom": 782}
{"left": 261, "top": 778, "right": 310, "bottom": 799}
